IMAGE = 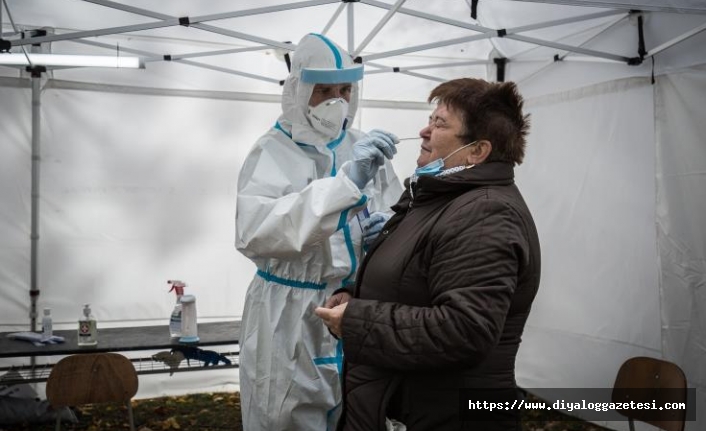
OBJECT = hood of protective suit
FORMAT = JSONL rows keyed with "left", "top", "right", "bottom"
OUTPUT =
{"left": 280, "top": 33, "right": 363, "bottom": 146}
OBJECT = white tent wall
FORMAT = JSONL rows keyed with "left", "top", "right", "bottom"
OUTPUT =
{"left": 512, "top": 64, "right": 706, "bottom": 431}
{"left": 515, "top": 77, "right": 662, "bottom": 430}
{"left": 655, "top": 65, "right": 706, "bottom": 431}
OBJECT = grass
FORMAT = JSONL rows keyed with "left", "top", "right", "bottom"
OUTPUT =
{"left": 0, "top": 392, "right": 615, "bottom": 431}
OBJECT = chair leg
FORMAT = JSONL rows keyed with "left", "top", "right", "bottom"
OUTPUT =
{"left": 55, "top": 415, "right": 61, "bottom": 431}
{"left": 127, "top": 401, "right": 136, "bottom": 431}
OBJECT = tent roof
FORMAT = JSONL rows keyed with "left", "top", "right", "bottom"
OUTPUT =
{"left": 509, "top": 0, "right": 706, "bottom": 14}
{"left": 1, "top": 0, "right": 705, "bottom": 100}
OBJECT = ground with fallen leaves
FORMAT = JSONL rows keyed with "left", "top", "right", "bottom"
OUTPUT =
{"left": 2, "top": 392, "right": 616, "bottom": 431}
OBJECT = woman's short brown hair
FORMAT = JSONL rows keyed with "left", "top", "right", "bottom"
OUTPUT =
{"left": 428, "top": 78, "right": 530, "bottom": 165}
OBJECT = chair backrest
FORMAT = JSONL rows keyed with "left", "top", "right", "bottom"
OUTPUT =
{"left": 46, "top": 353, "right": 138, "bottom": 408}
{"left": 611, "top": 356, "right": 687, "bottom": 431}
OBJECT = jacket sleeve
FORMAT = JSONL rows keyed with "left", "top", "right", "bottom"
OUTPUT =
{"left": 341, "top": 198, "right": 528, "bottom": 370}
{"left": 235, "top": 138, "right": 367, "bottom": 260}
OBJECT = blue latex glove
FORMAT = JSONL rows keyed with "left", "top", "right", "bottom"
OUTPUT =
{"left": 348, "top": 130, "right": 398, "bottom": 189}
{"left": 361, "top": 211, "right": 391, "bottom": 248}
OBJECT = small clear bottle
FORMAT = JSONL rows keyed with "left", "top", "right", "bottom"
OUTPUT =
{"left": 168, "top": 280, "right": 186, "bottom": 339}
{"left": 41, "top": 308, "right": 53, "bottom": 341}
{"left": 77, "top": 304, "right": 98, "bottom": 346}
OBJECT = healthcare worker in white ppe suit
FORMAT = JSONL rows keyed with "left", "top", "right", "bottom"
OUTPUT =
{"left": 235, "top": 33, "right": 403, "bottom": 431}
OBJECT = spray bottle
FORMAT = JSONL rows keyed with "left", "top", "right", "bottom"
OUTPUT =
{"left": 168, "top": 280, "right": 186, "bottom": 339}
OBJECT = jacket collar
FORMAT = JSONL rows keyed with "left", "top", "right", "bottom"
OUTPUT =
{"left": 394, "top": 162, "right": 515, "bottom": 211}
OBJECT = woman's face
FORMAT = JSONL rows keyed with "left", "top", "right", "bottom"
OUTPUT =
{"left": 417, "top": 103, "right": 469, "bottom": 168}
{"left": 308, "top": 83, "right": 353, "bottom": 107}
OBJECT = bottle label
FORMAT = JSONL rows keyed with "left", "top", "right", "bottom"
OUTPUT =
{"left": 79, "top": 321, "right": 92, "bottom": 337}
{"left": 78, "top": 321, "right": 94, "bottom": 337}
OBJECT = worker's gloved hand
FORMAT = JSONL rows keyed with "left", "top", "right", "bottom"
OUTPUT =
{"left": 361, "top": 211, "right": 391, "bottom": 248}
{"left": 348, "top": 130, "right": 398, "bottom": 189}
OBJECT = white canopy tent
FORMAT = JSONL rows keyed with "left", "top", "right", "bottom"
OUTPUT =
{"left": 1, "top": 1, "right": 704, "bottom": 430}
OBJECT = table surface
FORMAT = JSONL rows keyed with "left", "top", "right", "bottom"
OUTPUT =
{"left": 0, "top": 320, "right": 241, "bottom": 358}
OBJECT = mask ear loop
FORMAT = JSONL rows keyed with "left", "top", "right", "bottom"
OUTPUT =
{"left": 441, "top": 140, "right": 478, "bottom": 162}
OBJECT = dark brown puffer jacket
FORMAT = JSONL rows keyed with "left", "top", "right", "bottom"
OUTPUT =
{"left": 338, "top": 162, "right": 541, "bottom": 431}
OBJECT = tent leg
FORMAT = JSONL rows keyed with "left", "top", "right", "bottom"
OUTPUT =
{"left": 30, "top": 70, "right": 42, "bottom": 333}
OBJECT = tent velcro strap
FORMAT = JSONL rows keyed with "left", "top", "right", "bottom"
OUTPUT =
{"left": 494, "top": 57, "right": 507, "bottom": 82}
{"left": 353, "top": 56, "right": 363, "bottom": 64}
{"left": 342, "top": 0, "right": 361, "bottom": 2}
{"left": 636, "top": 12, "right": 647, "bottom": 59}
{"left": 497, "top": 29, "right": 507, "bottom": 38}
{"left": 30, "top": 289, "right": 40, "bottom": 297}
{"left": 0, "top": 38, "right": 11, "bottom": 53}
{"left": 284, "top": 52, "right": 291, "bottom": 73}
{"left": 393, "top": 67, "right": 400, "bottom": 72}
{"left": 179, "top": 16, "right": 190, "bottom": 27}
{"left": 627, "top": 57, "right": 643, "bottom": 66}
{"left": 279, "top": 80, "right": 285, "bottom": 86}
{"left": 163, "top": 54, "right": 172, "bottom": 61}
{"left": 553, "top": 54, "right": 562, "bottom": 62}
{"left": 470, "top": 0, "right": 479, "bottom": 20}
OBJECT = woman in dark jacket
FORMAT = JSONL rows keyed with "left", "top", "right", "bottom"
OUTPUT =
{"left": 316, "top": 78, "right": 541, "bottom": 431}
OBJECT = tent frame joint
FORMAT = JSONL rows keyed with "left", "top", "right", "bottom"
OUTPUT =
{"left": 178, "top": 16, "right": 190, "bottom": 27}
{"left": 25, "top": 65, "right": 45, "bottom": 77}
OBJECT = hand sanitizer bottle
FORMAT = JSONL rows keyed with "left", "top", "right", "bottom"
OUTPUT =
{"left": 41, "top": 308, "right": 53, "bottom": 341}
{"left": 168, "top": 280, "right": 186, "bottom": 339}
{"left": 78, "top": 304, "right": 98, "bottom": 346}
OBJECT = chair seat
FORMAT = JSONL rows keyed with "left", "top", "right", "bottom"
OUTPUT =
{"left": 46, "top": 352, "right": 138, "bottom": 431}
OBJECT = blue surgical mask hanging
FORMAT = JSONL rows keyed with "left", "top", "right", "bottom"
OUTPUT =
{"left": 413, "top": 141, "right": 478, "bottom": 179}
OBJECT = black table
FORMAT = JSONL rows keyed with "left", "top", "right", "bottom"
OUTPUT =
{"left": 0, "top": 321, "right": 240, "bottom": 383}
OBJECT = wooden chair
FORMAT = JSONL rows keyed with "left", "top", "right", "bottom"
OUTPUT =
{"left": 611, "top": 356, "right": 687, "bottom": 431}
{"left": 46, "top": 352, "right": 139, "bottom": 431}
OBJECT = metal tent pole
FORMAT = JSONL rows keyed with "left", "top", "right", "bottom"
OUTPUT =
{"left": 362, "top": 33, "right": 492, "bottom": 62}
{"left": 647, "top": 21, "right": 706, "bottom": 58}
{"left": 321, "top": 2, "right": 345, "bottom": 36}
{"left": 74, "top": 39, "right": 283, "bottom": 85}
{"left": 347, "top": 1, "right": 355, "bottom": 54}
{"left": 30, "top": 68, "right": 43, "bottom": 332}
{"left": 353, "top": 0, "right": 406, "bottom": 57}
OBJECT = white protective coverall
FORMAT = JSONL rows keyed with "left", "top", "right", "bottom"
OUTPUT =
{"left": 235, "top": 33, "right": 403, "bottom": 431}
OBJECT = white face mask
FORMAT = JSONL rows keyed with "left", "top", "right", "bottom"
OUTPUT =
{"left": 306, "top": 98, "right": 349, "bottom": 139}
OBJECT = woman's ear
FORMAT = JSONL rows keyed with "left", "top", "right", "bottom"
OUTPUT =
{"left": 466, "top": 140, "right": 492, "bottom": 165}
